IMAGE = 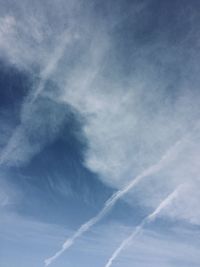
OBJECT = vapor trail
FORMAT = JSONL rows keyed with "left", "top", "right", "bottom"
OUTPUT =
{"left": 44, "top": 139, "right": 183, "bottom": 266}
{"left": 103, "top": 185, "right": 183, "bottom": 267}
{"left": 0, "top": 29, "right": 74, "bottom": 165}
{"left": 30, "top": 29, "right": 74, "bottom": 104}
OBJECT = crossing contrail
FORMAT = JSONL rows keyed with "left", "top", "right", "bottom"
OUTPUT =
{"left": 103, "top": 185, "right": 183, "bottom": 267}
{"left": 44, "top": 139, "right": 183, "bottom": 266}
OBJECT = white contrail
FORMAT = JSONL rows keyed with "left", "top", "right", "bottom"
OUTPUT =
{"left": 0, "top": 29, "right": 74, "bottom": 165}
{"left": 103, "top": 185, "right": 183, "bottom": 267}
{"left": 44, "top": 139, "right": 183, "bottom": 266}
{"left": 30, "top": 28, "right": 75, "bottom": 104}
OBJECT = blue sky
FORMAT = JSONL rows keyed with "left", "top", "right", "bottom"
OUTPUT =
{"left": 1, "top": 0, "right": 200, "bottom": 266}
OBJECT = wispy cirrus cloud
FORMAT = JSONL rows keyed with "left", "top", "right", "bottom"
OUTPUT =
{"left": 1, "top": 1, "right": 200, "bottom": 267}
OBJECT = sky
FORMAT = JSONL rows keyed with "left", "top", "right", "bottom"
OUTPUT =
{"left": 0, "top": 0, "right": 200, "bottom": 266}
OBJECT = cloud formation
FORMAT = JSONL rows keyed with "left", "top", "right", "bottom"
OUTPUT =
{"left": 1, "top": 1, "right": 200, "bottom": 266}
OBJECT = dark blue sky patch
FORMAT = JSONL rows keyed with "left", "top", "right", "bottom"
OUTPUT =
{"left": 0, "top": 61, "right": 34, "bottom": 151}
{"left": 6, "top": 107, "right": 113, "bottom": 228}
{"left": 105, "top": 0, "right": 200, "bottom": 82}
{"left": 0, "top": 61, "right": 32, "bottom": 121}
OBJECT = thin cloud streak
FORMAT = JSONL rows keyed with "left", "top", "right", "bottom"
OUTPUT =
{"left": 103, "top": 185, "right": 183, "bottom": 267}
{"left": 0, "top": 28, "right": 74, "bottom": 166}
{"left": 30, "top": 29, "right": 75, "bottom": 104}
{"left": 44, "top": 138, "right": 183, "bottom": 266}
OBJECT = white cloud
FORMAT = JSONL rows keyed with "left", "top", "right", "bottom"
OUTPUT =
{"left": 163, "top": 183, "right": 200, "bottom": 225}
